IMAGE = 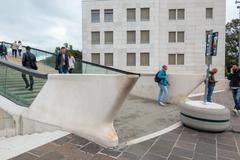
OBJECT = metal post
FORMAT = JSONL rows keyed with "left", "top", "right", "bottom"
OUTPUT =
{"left": 204, "top": 30, "right": 213, "bottom": 104}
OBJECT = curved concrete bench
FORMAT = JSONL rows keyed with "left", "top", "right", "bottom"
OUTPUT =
{"left": 180, "top": 100, "right": 230, "bottom": 132}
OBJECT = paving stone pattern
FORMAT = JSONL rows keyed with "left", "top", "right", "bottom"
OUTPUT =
{"left": 11, "top": 91, "right": 240, "bottom": 160}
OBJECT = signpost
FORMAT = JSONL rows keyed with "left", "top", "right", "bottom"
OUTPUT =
{"left": 204, "top": 30, "right": 219, "bottom": 104}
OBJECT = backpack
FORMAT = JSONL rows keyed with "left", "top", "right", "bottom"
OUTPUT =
{"left": 154, "top": 71, "right": 161, "bottom": 83}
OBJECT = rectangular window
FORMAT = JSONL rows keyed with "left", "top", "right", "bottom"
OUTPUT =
{"left": 104, "top": 53, "right": 113, "bottom": 66}
{"left": 127, "top": 8, "right": 136, "bottom": 22}
{"left": 177, "top": 9, "right": 185, "bottom": 20}
{"left": 127, "top": 53, "right": 136, "bottom": 66}
{"left": 91, "top": 53, "right": 100, "bottom": 64}
{"left": 104, "top": 9, "right": 113, "bottom": 22}
{"left": 169, "top": 32, "right": 176, "bottom": 43}
{"left": 91, "top": 32, "right": 100, "bottom": 44}
{"left": 206, "top": 8, "right": 213, "bottom": 19}
{"left": 91, "top": 10, "right": 100, "bottom": 23}
{"left": 141, "top": 8, "right": 150, "bottom": 21}
{"left": 168, "top": 54, "right": 176, "bottom": 65}
{"left": 127, "top": 31, "right": 136, "bottom": 44}
{"left": 177, "top": 31, "right": 185, "bottom": 43}
{"left": 140, "top": 52, "right": 150, "bottom": 66}
{"left": 141, "top": 30, "right": 150, "bottom": 44}
{"left": 169, "top": 9, "right": 176, "bottom": 20}
{"left": 104, "top": 31, "right": 113, "bottom": 44}
{"left": 177, "top": 54, "right": 184, "bottom": 65}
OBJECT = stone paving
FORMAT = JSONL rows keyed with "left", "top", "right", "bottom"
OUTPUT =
{"left": 10, "top": 91, "right": 240, "bottom": 160}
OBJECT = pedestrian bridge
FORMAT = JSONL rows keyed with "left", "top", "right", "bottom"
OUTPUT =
{"left": 0, "top": 41, "right": 206, "bottom": 148}
{"left": 0, "top": 42, "right": 139, "bottom": 147}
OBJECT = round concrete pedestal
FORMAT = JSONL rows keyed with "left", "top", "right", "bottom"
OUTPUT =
{"left": 180, "top": 101, "right": 230, "bottom": 132}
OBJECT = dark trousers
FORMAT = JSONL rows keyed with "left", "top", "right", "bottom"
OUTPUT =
{"left": 22, "top": 74, "right": 34, "bottom": 89}
{"left": 69, "top": 68, "right": 73, "bottom": 74}
{"left": 12, "top": 49, "right": 17, "bottom": 57}
{"left": 207, "top": 85, "right": 215, "bottom": 102}
{"left": 58, "top": 66, "right": 68, "bottom": 74}
{"left": 232, "top": 89, "right": 240, "bottom": 110}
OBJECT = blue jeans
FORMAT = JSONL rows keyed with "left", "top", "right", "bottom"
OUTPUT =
{"left": 207, "top": 85, "right": 215, "bottom": 102}
{"left": 59, "top": 66, "right": 68, "bottom": 74}
{"left": 232, "top": 89, "right": 240, "bottom": 111}
{"left": 158, "top": 84, "right": 168, "bottom": 104}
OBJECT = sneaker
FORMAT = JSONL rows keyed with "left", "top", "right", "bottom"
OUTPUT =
{"left": 159, "top": 102, "right": 166, "bottom": 106}
{"left": 233, "top": 109, "right": 239, "bottom": 116}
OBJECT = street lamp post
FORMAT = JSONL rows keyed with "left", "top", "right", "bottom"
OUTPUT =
{"left": 236, "top": 1, "right": 240, "bottom": 66}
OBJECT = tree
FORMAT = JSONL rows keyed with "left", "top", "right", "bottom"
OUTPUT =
{"left": 225, "top": 19, "right": 240, "bottom": 75}
{"left": 226, "top": 19, "right": 240, "bottom": 56}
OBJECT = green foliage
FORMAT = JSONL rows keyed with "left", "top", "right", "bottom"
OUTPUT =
{"left": 226, "top": 19, "right": 240, "bottom": 56}
{"left": 54, "top": 43, "right": 82, "bottom": 60}
{"left": 225, "top": 19, "right": 240, "bottom": 76}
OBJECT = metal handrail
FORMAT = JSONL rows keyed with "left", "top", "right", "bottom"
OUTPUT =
{"left": 1, "top": 41, "right": 141, "bottom": 76}
{"left": 0, "top": 59, "right": 48, "bottom": 79}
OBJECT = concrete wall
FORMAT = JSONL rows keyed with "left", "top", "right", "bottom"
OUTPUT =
{"left": 82, "top": 0, "right": 226, "bottom": 78}
{"left": 23, "top": 74, "right": 138, "bottom": 147}
{"left": 130, "top": 74, "right": 205, "bottom": 104}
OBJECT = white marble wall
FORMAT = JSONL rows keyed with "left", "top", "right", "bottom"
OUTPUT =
{"left": 82, "top": 0, "right": 226, "bottom": 78}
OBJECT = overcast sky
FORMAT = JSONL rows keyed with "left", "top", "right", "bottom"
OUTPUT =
{"left": 0, "top": 0, "right": 238, "bottom": 52}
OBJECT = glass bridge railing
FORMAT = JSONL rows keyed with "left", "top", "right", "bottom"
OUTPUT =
{"left": 0, "top": 41, "right": 139, "bottom": 107}
{"left": 0, "top": 60, "right": 47, "bottom": 107}
{"left": 2, "top": 42, "right": 139, "bottom": 75}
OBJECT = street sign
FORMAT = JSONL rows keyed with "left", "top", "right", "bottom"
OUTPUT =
{"left": 206, "top": 32, "right": 219, "bottom": 56}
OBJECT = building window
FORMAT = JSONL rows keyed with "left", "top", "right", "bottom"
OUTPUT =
{"left": 141, "top": 8, "right": 150, "bottom": 21}
{"left": 127, "top": 53, "right": 136, "bottom": 66}
{"left": 177, "top": 31, "right": 185, "bottom": 43}
{"left": 169, "top": 9, "right": 176, "bottom": 20}
{"left": 141, "top": 30, "right": 150, "bottom": 44}
{"left": 177, "top": 54, "right": 184, "bottom": 65}
{"left": 127, "top": 8, "right": 136, "bottom": 22}
{"left": 140, "top": 52, "right": 150, "bottom": 66}
{"left": 177, "top": 9, "right": 185, "bottom": 20}
{"left": 104, "top": 53, "right": 113, "bottom": 66}
{"left": 127, "top": 31, "right": 136, "bottom": 44}
{"left": 91, "top": 53, "right": 100, "bottom": 64}
{"left": 206, "top": 8, "right": 213, "bottom": 19}
{"left": 168, "top": 54, "right": 176, "bottom": 65}
{"left": 91, "top": 10, "right": 100, "bottom": 23}
{"left": 104, "top": 9, "right": 113, "bottom": 22}
{"left": 169, "top": 32, "right": 176, "bottom": 43}
{"left": 91, "top": 32, "right": 100, "bottom": 44}
{"left": 169, "top": 9, "right": 185, "bottom": 20}
{"left": 104, "top": 31, "right": 113, "bottom": 44}
{"left": 168, "top": 54, "right": 185, "bottom": 65}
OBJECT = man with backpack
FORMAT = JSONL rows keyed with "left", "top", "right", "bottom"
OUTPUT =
{"left": 22, "top": 46, "right": 38, "bottom": 91}
{"left": 155, "top": 65, "right": 170, "bottom": 106}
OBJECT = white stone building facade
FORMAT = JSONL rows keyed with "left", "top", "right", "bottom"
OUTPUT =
{"left": 82, "top": 0, "right": 226, "bottom": 78}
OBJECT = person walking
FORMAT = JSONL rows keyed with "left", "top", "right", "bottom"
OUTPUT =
{"left": 206, "top": 68, "right": 218, "bottom": 102}
{"left": 68, "top": 53, "right": 76, "bottom": 73}
{"left": 55, "top": 47, "right": 69, "bottom": 74}
{"left": 18, "top": 41, "right": 23, "bottom": 57}
{"left": 228, "top": 64, "right": 240, "bottom": 115}
{"left": 22, "top": 46, "right": 37, "bottom": 91}
{"left": 0, "top": 42, "right": 8, "bottom": 60}
{"left": 157, "top": 65, "right": 170, "bottom": 106}
{"left": 11, "top": 41, "right": 18, "bottom": 58}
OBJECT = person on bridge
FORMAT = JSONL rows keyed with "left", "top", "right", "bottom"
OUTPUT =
{"left": 18, "top": 41, "right": 23, "bottom": 57}
{"left": 11, "top": 41, "right": 18, "bottom": 58}
{"left": 68, "top": 53, "right": 76, "bottom": 73}
{"left": 228, "top": 64, "right": 240, "bottom": 115}
{"left": 206, "top": 68, "right": 218, "bottom": 102}
{"left": 55, "top": 47, "right": 69, "bottom": 74}
{"left": 0, "top": 42, "right": 8, "bottom": 60}
{"left": 157, "top": 65, "right": 170, "bottom": 106}
{"left": 22, "top": 46, "right": 38, "bottom": 91}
